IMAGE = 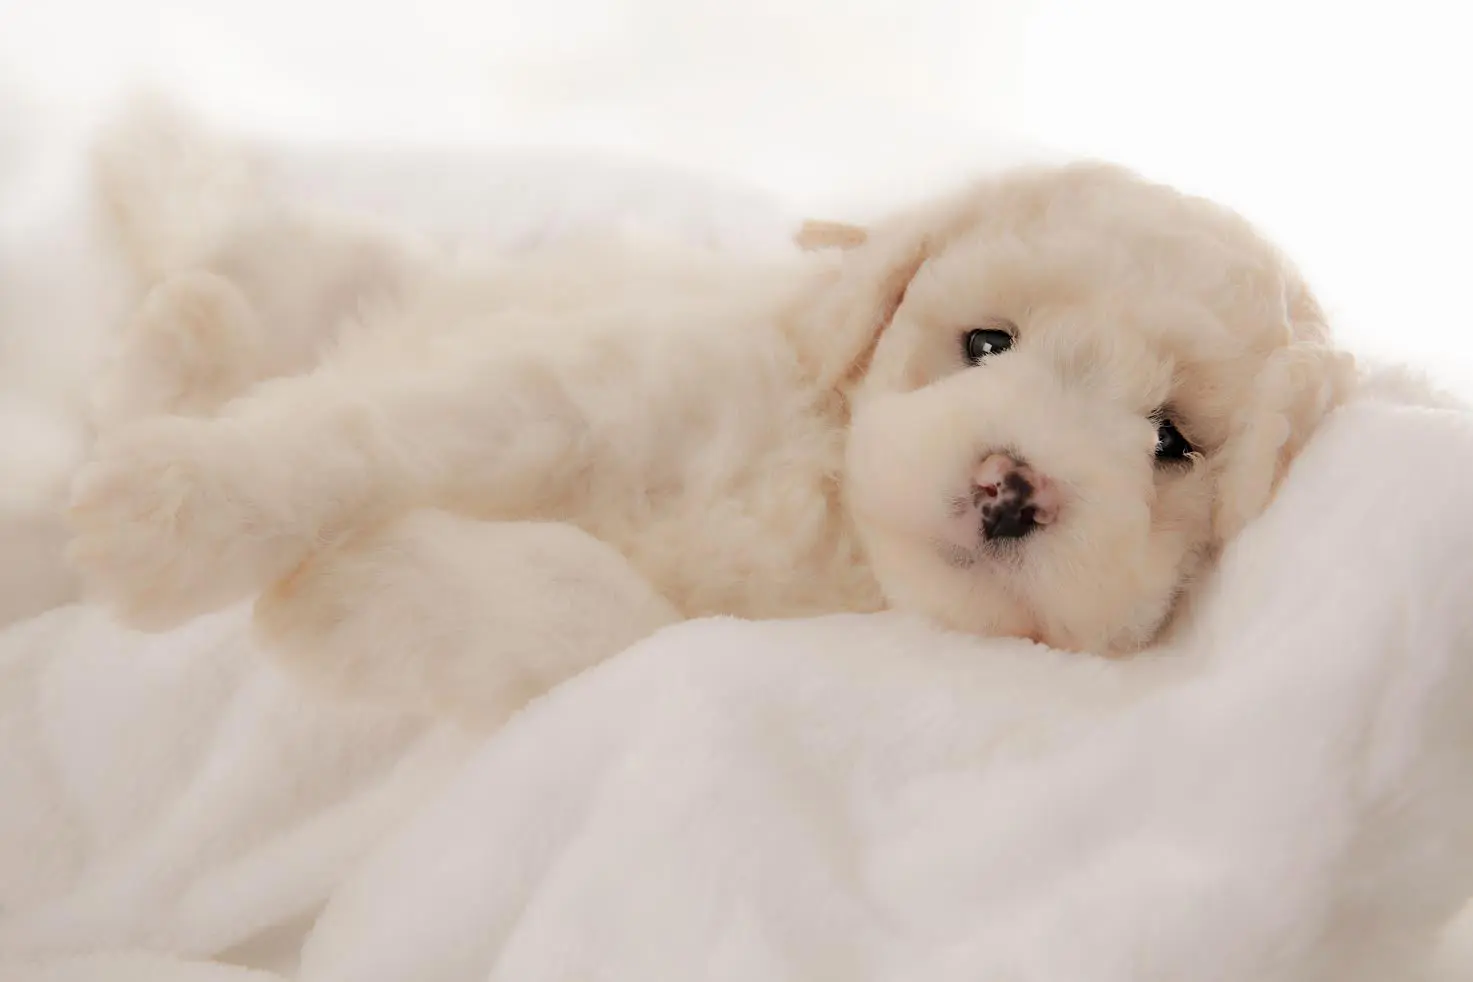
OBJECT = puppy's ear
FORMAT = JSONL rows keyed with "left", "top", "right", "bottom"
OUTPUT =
{"left": 790, "top": 211, "right": 944, "bottom": 392}
{"left": 1213, "top": 279, "right": 1358, "bottom": 540}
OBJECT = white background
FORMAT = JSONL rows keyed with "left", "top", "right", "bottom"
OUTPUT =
{"left": 3, "top": 0, "right": 1470, "bottom": 389}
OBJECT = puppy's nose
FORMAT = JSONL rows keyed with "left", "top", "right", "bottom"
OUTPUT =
{"left": 972, "top": 453, "right": 1060, "bottom": 541}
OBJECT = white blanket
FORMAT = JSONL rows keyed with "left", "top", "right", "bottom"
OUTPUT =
{"left": 4, "top": 389, "right": 1473, "bottom": 982}
{"left": 4, "top": 93, "right": 1473, "bottom": 982}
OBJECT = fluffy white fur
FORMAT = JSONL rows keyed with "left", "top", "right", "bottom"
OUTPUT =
{"left": 0, "top": 88, "right": 804, "bottom": 633}
{"left": 68, "top": 104, "right": 1355, "bottom": 720}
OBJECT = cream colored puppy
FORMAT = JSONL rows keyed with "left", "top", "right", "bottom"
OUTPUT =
{"left": 69, "top": 118, "right": 1354, "bottom": 723}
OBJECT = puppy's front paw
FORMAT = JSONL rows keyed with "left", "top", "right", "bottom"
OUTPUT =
{"left": 68, "top": 417, "right": 293, "bottom": 629}
{"left": 91, "top": 271, "right": 263, "bottom": 427}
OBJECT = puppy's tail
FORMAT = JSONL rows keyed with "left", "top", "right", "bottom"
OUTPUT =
{"left": 90, "top": 92, "right": 263, "bottom": 283}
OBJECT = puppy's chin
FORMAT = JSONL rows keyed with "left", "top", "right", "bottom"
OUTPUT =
{"left": 862, "top": 531, "right": 1047, "bottom": 643}
{"left": 848, "top": 462, "right": 1186, "bottom": 653}
{"left": 843, "top": 378, "right": 1192, "bottom": 656}
{"left": 857, "top": 526, "right": 1179, "bottom": 654}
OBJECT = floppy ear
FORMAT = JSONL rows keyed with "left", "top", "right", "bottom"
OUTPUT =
{"left": 1213, "top": 278, "right": 1358, "bottom": 540}
{"left": 788, "top": 212, "right": 941, "bottom": 393}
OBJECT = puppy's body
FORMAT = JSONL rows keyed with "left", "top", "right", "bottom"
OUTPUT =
{"left": 288, "top": 244, "right": 883, "bottom": 622}
{"left": 70, "top": 107, "right": 1353, "bottom": 722}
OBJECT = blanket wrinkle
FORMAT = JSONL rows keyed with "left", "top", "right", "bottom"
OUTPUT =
{"left": 291, "top": 400, "right": 1473, "bottom": 982}
{"left": 3, "top": 396, "right": 1473, "bottom": 982}
{"left": 0, "top": 606, "right": 474, "bottom": 965}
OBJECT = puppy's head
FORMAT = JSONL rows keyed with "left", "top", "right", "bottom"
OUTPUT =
{"left": 804, "top": 163, "right": 1355, "bottom": 654}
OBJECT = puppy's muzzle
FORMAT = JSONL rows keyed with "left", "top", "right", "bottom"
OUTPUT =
{"left": 973, "top": 454, "right": 1060, "bottom": 541}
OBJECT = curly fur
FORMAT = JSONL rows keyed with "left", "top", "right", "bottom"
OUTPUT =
{"left": 68, "top": 103, "right": 1355, "bottom": 722}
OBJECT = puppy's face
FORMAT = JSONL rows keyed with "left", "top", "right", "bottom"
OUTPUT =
{"left": 810, "top": 163, "right": 1353, "bottom": 654}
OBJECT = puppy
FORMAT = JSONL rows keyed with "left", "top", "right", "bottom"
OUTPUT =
{"left": 69, "top": 112, "right": 1354, "bottom": 723}
{"left": 795, "top": 219, "right": 868, "bottom": 251}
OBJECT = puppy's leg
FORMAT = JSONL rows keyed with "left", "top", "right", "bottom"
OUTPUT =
{"left": 67, "top": 318, "right": 659, "bottom": 628}
{"left": 91, "top": 97, "right": 433, "bottom": 430}
{"left": 90, "top": 218, "right": 430, "bottom": 431}
{"left": 253, "top": 511, "right": 678, "bottom": 728}
{"left": 91, "top": 270, "right": 266, "bottom": 426}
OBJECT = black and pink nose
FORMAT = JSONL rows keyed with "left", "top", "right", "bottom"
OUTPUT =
{"left": 972, "top": 454, "right": 1061, "bottom": 540}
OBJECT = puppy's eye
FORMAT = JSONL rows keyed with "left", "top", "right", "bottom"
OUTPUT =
{"left": 963, "top": 322, "right": 1016, "bottom": 364}
{"left": 1153, "top": 417, "right": 1195, "bottom": 463}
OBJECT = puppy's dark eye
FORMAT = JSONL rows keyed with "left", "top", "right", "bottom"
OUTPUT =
{"left": 1154, "top": 417, "right": 1195, "bottom": 463}
{"left": 963, "top": 323, "right": 1015, "bottom": 364}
